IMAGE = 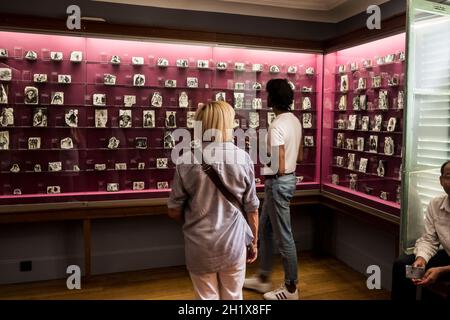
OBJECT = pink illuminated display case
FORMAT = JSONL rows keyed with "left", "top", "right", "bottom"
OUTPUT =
{"left": 322, "top": 33, "right": 406, "bottom": 216}
{"left": 0, "top": 30, "right": 322, "bottom": 206}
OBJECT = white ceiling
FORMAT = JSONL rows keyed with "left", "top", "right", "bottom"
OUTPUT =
{"left": 94, "top": 0, "right": 391, "bottom": 23}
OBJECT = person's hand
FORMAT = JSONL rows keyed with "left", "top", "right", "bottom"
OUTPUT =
{"left": 246, "top": 245, "right": 258, "bottom": 263}
{"left": 415, "top": 267, "right": 443, "bottom": 286}
{"left": 411, "top": 257, "right": 427, "bottom": 285}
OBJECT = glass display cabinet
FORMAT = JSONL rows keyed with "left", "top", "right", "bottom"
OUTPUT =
{"left": 401, "top": 0, "right": 450, "bottom": 252}
{"left": 0, "top": 30, "right": 322, "bottom": 207}
{"left": 322, "top": 34, "right": 406, "bottom": 216}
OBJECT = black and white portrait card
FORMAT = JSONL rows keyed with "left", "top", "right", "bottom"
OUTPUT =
{"left": 0, "top": 107, "right": 13, "bottom": 127}
{"left": 179, "top": 92, "right": 189, "bottom": 108}
{"left": 165, "top": 111, "right": 177, "bottom": 128}
{"left": 157, "top": 58, "right": 169, "bottom": 67}
{"left": 377, "top": 160, "right": 386, "bottom": 177}
{"left": 369, "top": 135, "right": 378, "bottom": 153}
{"left": 164, "top": 131, "right": 175, "bottom": 149}
{"left": 24, "top": 86, "right": 39, "bottom": 104}
{"left": 95, "top": 109, "right": 108, "bottom": 128}
{"left": 187, "top": 77, "right": 198, "bottom": 88}
{"left": 249, "top": 112, "right": 259, "bottom": 129}
{"left": 58, "top": 74, "right": 71, "bottom": 84}
{"left": 0, "top": 68, "right": 12, "bottom": 81}
{"left": 234, "top": 92, "right": 244, "bottom": 109}
{"left": 33, "top": 73, "right": 47, "bottom": 83}
{"left": 302, "top": 113, "right": 313, "bottom": 129}
{"left": 32, "top": 107, "right": 47, "bottom": 127}
{"left": 51, "top": 92, "right": 64, "bottom": 105}
{"left": 151, "top": 92, "right": 163, "bottom": 107}
{"left": 384, "top": 136, "right": 395, "bottom": 155}
{"left": 304, "top": 136, "right": 314, "bottom": 147}
{"left": 93, "top": 93, "right": 106, "bottom": 106}
{"left": 347, "top": 114, "right": 357, "bottom": 130}
{"left": 0, "top": 130, "right": 9, "bottom": 150}
{"left": 157, "top": 181, "right": 169, "bottom": 189}
{"left": 345, "top": 138, "right": 354, "bottom": 150}
{"left": 338, "top": 95, "right": 347, "bottom": 111}
{"left": 119, "top": 109, "right": 132, "bottom": 128}
{"left": 65, "top": 109, "right": 78, "bottom": 127}
{"left": 107, "top": 183, "right": 119, "bottom": 192}
{"left": 347, "top": 153, "right": 356, "bottom": 171}
{"left": 135, "top": 137, "right": 148, "bottom": 149}
{"left": 373, "top": 114, "right": 383, "bottom": 131}
{"left": 132, "top": 56, "right": 144, "bottom": 65}
{"left": 216, "top": 92, "right": 226, "bottom": 102}
{"left": 48, "top": 161, "right": 62, "bottom": 172}
{"left": 108, "top": 137, "right": 120, "bottom": 149}
{"left": 133, "top": 74, "right": 145, "bottom": 87}
{"left": 252, "top": 98, "right": 262, "bottom": 110}
{"left": 359, "top": 158, "right": 368, "bottom": 173}
{"left": 361, "top": 116, "right": 370, "bottom": 131}
{"left": 356, "top": 137, "right": 365, "bottom": 152}
{"left": 302, "top": 97, "right": 312, "bottom": 110}
{"left": 0, "top": 84, "right": 8, "bottom": 104}
{"left": 25, "top": 50, "right": 37, "bottom": 60}
{"left": 378, "top": 90, "right": 389, "bottom": 110}
{"left": 28, "top": 137, "right": 41, "bottom": 150}
{"left": 104, "top": 73, "right": 116, "bottom": 85}
{"left": 197, "top": 60, "right": 209, "bottom": 69}
{"left": 187, "top": 111, "right": 196, "bottom": 128}
{"left": 70, "top": 51, "right": 83, "bottom": 62}
{"left": 387, "top": 117, "right": 397, "bottom": 132}
{"left": 340, "top": 74, "right": 348, "bottom": 92}
{"left": 133, "top": 181, "right": 145, "bottom": 191}
{"left": 176, "top": 59, "right": 189, "bottom": 68}
{"left": 156, "top": 158, "right": 168, "bottom": 169}
{"left": 60, "top": 137, "right": 74, "bottom": 149}
{"left": 110, "top": 55, "right": 121, "bottom": 65}
{"left": 50, "top": 51, "right": 63, "bottom": 61}
{"left": 267, "top": 112, "right": 276, "bottom": 127}
{"left": 124, "top": 95, "right": 136, "bottom": 107}
{"left": 143, "top": 110, "right": 155, "bottom": 128}
{"left": 336, "top": 133, "right": 344, "bottom": 148}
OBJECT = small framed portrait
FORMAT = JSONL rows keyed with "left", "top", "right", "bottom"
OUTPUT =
{"left": 151, "top": 92, "right": 163, "bottom": 107}
{"left": 397, "top": 91, "right": 405, "bottom": 109}
{"left": 252, "top": 82, "right": 262, "bottom": 90}
{"left": 124, "top": 95, "right": 136, "bottom": 107}
{"left": 47, "top": 186, "right": 61, "bottom": 194}
{"left": 133, "top": 74, "right": 145, "bottom": 87}
{"left": 32, "top": 107, "right": 47, "bottom": 127}
{"left": 267, "top": 112, "right": 276, "bottom": 126}
{"left": 340, "top": 74, "right": 349, "bottom": 92}
{"left": 304, "top": 136, "right": 314, "bottom": 147}
{"left": 70, "top": 51, "right": 83, "bottom": 62}
{"left": 337, "top": 119, "right": 346, "bottom": 130}
{"left": 107, "top": 183, "right": 119, "bottom": 192}
{"left": 373, "top": 114, "right": 383, "bottom": 131}
{"left": 349, "top": 173, "right": 358, "bottom": 190}
{"left": 305, "top": 67, "right": 315, "bottom": 75}
{"left": 252, "top": 64, "right": 263, "bottom": 72}
{"left": 65, "top": 109, "right": 79, "bottom": 127}
{"left": 157, "top": 58, "right": 169, "bottom": 67}
{"left": 296, "top": 176, "right": 304, "bottom": 184}
{"left": 164, "top": 79, "right": 177, "bottom": 88}
{"left": 34, "top": 164, "right": 42, "bottom": 172}
{"left": 51, "top": 92, "right": 64, "bottom": 105}
{"left": 60, "top": 137, "right": 74, "bottom": 149}
{"left": 187, "top": 111, "right": 196, "bottom": 128}
{"left": 234, "top": 82, "right": 245, "bottom": 90}
{"left": 108, "top": 137, "right": 120, "bottom": 149}
{"left": 164, "top": 131, "right": 176, "bottom": 149}
{"left": 378, "top": 90, "right": 389, "bottom": 110}
{"left": 359, "top": 158, "right": 368, "bottom": 173}
{"left": 13, "top": 189, "right": 22, "bottom": 195}
{"left": 385, "top": 53, "right": 395, "bottom": 64}
{"left": 269, "top": 65, "right": 280, "bottom": 73}
{"left": 135, "top": 137, "right": 148, "bottom": 149}
{"left": 336, "top": 156, "right": 344, "bottom": 167}
{"left": 165, "top": 111, "right": 177, "bottom": 128}
{"left": 10, "top": 163, "right": 20, "bottom": 173}
{"left": 73, "top": 165, "right": 80, "bottom": 172}
{"left": 24, "top": 86, "right": 39, "bottom": 104}
{"left": 176, "top": 59, "right": 189, "bottom": 68}
{"left": 338, "top": 95, "right": 347, "bottom": 111}
{"left": 331, "top": 174, "right": 339, "bottom": 185}
{"left": 376, "top": 56, "right": 385, "bottom": 65}
{"left": 48, "top": 161, "right": 62, "bottom": 172}
{"left": 58, "top": 74, "right": 71, "bottom": 84}
{"left": 0, "top": 107, "right": 13, "bottom": 127}
{"left": 347, "top": 153, "right": 356, "bottom": 170}
{"left": 357, "top": 77, "right": 366, "bottom": 90}
{"left": 350, "top": 62, "right": 358, "bottom": 72}
{"left": 95, "top": 109, "right": 108, "bottom": 128}
{"left": 302, "top": 97, "right": 312, "bottom": 110}
{"left": 234, "top": 62, "right": 245, "bottom": 71}
{"left": 197, "top": 60, "right": 209, "bottom": 69}
{"left": 252, "top": 98, "right": 262, "bottom": 110}
{"left": 0, "top": 130, "right": 9, "bottom": 150}
{"left": 93, "top": 93, "right": 106, "bottom": 106}
{"left": 157, "top": 181, "right": 169, "bottom": 189}
{"left": 186, "top": 77, "right": 198, "bottom": 88}
{"left": 132, "top": 56, "right": 144, "bottom": 65}
{"left": 28, "top": 137, "right": 41, "bottom": 150}
{"left": 0, "top": 48, "right": 8, "bottom": 58}
{"left": 234, "top": 92, "right": 245, "bottom": 109}
{"left": 143, "top": 110, "right": 155, "bottom": 128}
{"left": 0, "top": 68, "right": 12, "bottom": 81}
{"left": 33, "top": 73, "right": 47, "bottom": 83}
{"left": 156, "top": 158, "right": 168, "bottom": 169}
{"left": 287, "top": 66, "right": 297, "bottom": 74}
{"left": 50, "top": 51, "right": 63, "bottom": 61}
{"left": 352, "top": 96, "right": 360, "bottom": 111}
{"left": 336, "top": 133, "right": 344, "bottom": 148}
{"left": 338, "top": 64, "right": 346, "bottom": 74}
{"left": 133, "top": 181, "right": 145, "bottom": 191}
{"left": 137, "top": 162, "right": 145, "bottom": 170}
{"left": 179, "top": 92, "right": 189, "bottom": 108}
{"left": 216, "top": 62, "right": 227, "bottom": 70}
{"left": 372, "top": 76, "right": 382, "bottom": 88}
{"left": 104, "top": 73, "right": 116, "bottom": 85}
{"left": 358, "top": 95, "right": 367, "bottom": 110}
{"left": 25, "top": 50, "right": 37, "bottom": 60}
{"left": 249, "top": 112, "right": 259, "bottom": 129}
{"left": 387, "top": 117, "right": 397, "bottom": 132}
{"left": 369, "top": 135, "right": 378, "bottom": 153}
{"left": 399, "top": 51, "right": 406, "bottom": 61}
{"left": 115, "top": 163, "right": 127, "bottom": 170}
{"left": 380, "top": 191, "right": 389, "bottom": 201}
{"left": 119, "top": 109, "right": 132, "bottom": 128}
{"left": 384, "top": 136, "right": 395, "bottom": 155}
{"left": 302, "top": 113, "right": 313, "bottom": 129}
{"left": 216, "top": 92, "right": 226, "bottom": 102}
{"left": 361, "top": 116, "right": 370, "bottom": 131}
{"left": 345, "top": 138, "right": 354, "bottom": 150}
{"left": 347, "top": 114, "right": 357, "bottom": 130}
{"left": 356, "top": 137, "right": 365, "bottom": 151}
{"left": 0, "top": 84, "right": 8, "bottom": 104}
{"left": 377, "top": 160, "right": 386, "bottom": 177}
{"left": 110, "top": 55, "right": 121, "bottom": 65}
{"left": 362, "top": 59, "right": 372, "bottom": 69}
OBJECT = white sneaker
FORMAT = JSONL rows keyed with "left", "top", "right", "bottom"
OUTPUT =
{"left": 263, "top": 285, "right": 299, "bottom": 300}
{"left": 243, "top": 275, "right": 272, "bottom": 293}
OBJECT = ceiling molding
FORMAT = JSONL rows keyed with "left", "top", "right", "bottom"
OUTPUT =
{"left": 94, "top": 0, "right": 390, "bottom": 23}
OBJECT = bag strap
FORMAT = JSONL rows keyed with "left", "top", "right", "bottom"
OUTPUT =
{"left": 201, "top": 163, "right": 247, "bottom": 221}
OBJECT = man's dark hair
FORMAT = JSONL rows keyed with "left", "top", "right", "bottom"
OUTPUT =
{"left": 441, "top": 160, "right": 450, "bottom": 175}
{"left": 266, "top": 78, "right": 294, "bottom": 111}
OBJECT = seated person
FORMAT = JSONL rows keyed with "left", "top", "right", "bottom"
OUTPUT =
{"left": 391, "top": 160, "right": 450, "bottom": 300}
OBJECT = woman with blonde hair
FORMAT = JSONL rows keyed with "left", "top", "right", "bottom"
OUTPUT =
{"left": 167, "top": 101, "right": 259, "bottom": 300}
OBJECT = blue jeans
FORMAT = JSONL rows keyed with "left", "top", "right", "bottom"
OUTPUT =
{"left": 259, "top": 174, "right": 298, "bottom": 286}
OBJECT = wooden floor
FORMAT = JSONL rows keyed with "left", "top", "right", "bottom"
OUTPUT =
{"left": 0, "top": 252, "right": 390, "bottom": 300}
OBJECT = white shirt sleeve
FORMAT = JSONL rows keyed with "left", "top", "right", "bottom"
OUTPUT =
{"left": 414, "top": 202, "right": 440, "bottom": 263}
{"left": 270, "top": 125, "right": 284, "bottom": 147}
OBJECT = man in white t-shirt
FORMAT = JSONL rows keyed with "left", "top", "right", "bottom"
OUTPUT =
{"left": 244, "top": 78, "right": 303, "bottom": 300}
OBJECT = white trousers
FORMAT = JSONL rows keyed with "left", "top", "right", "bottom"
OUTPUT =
{"left": 189, "top": 247, "right": 246, "bottom": 300}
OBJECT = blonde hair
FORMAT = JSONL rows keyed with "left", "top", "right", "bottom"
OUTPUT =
{"left": 195, "top": 101, "right": 235, "bottom": 142}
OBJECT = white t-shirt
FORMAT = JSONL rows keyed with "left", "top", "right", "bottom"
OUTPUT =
{"left": 263, "top": 112, "right": 302, "bottom": 175}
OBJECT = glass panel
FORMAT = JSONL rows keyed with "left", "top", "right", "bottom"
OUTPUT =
{"left": 402, "top": 0, "right": 450, "bottom": 252}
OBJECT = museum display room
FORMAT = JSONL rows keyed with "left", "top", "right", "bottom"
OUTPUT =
{"left": 0, "top": 0, "right": 449, "bottom": 302}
